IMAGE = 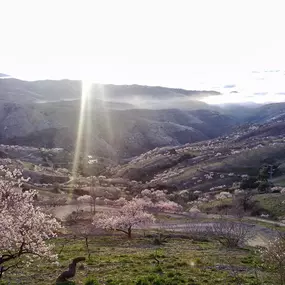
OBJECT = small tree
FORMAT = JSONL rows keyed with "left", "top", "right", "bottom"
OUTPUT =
{"left": 232, "top": 191, "right": 257, "bottom": 217}
{"left": 77, "top": 195, "right": 94, "bottom": 213}
{"left": 257, "top": 181, "right": 271, "bottom": 193}
{"left": 0, "top": 168, "right": 61, "bottom": 278}
{"left": 88, "top": 176, "right": 97, "bottom": 214}
{"left": 207, "top": 220, "right": 254, "bottom": 248}
{"left": 93, "top": 199, "right": 155, "bottom": 238}
{"left": 139, "top": 189, "right": 182, "bottom": 213}
{"left": 258, "top": 165, "right": 270, "bottom": 182}
{"left": 262, "top": 235, "right": 285, "bottom": 284}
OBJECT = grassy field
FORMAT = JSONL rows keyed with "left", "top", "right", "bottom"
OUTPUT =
{"left": 198, "top": 198, "right": 233, "bottom": 214}
{"left": 254, "top": 193, "right": 285, "bottom": 219}
{"left": 2, "top": 233, "right": 274, "bottom": 285}
{"left": 197, "top": 193, "right": 285, "bottom": 221}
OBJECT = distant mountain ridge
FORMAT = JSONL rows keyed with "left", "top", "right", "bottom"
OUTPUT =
{"left": 0, "top": 73, "right": 10, "bottom": 78}
{"left": 0, "top": 78, "right": 220, "bottom": 104}
{"left": 1, "top": 78, "right": 285, "bottom": 160}
{"left": 0, "top": 101, "right": 236, "bottom": 159}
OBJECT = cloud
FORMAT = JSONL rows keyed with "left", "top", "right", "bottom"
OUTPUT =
{"left": 0, "top": 73, "right": 9, "bottom": 78}
{"left": 224, "top": 84, "right": 236, "bottom": 88}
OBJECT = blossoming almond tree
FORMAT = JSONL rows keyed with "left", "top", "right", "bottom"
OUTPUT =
{"left": 139, "top": 189, "right": 183, "bottom": 213}
{"left": 93, "top": 199, "right": 155, "bottom": 238}
{"left": 0, "top": 168, "right": 61, "bottom": 278}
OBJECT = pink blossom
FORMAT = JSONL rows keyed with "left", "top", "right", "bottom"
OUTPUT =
{"left": 93, "top": 199, "right": 155, "bottom": 238}
{"left": 0, "top": 168, "right": 61, "bottom": 276}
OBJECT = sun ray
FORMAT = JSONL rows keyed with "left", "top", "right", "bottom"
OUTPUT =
{"left": 69, "top": 80, "right": 93, "bottom": 200}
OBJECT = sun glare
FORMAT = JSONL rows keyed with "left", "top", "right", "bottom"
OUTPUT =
{"left": 69, "top": 80, "right": 94, "bottom": 199}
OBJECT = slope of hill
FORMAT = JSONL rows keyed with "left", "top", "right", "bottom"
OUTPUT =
{"left": 247, "top": 102, "right": 285, "bottom": 123}
{"left": 0, "top": 100, "right": 236, "bottom": 159}
{"left": 112, "top": 118, "right": 285, "bottom": 191}
{"left": 2, "top": 78, "right": 285, "bottom": 161}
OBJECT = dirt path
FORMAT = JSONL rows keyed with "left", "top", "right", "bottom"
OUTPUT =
{"left": 52, "top": 204, "right": 280, "bottom": 247}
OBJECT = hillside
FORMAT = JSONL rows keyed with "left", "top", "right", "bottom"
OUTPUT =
{"left": 246, "top": 102, "right": 285, "bottom": 123}
{"left": 0, "top": 79, "right": 237, "bottom": 158}
{"left": 113, "top": 118, "right": 285, "bottom": 191}
{"left": 2, "top": 78, "right": 285, "bottom": 160}
{"left": 0, "top": 100, "right": 236, "bottom": 159}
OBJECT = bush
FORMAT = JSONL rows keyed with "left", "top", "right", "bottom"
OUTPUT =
{"left": 207, "top": 220, "right": 254, "bottom": 248}
{"left": 257, "top": 181, "right": 271, "bottom": 193}
{"left": 240, "top": 176, "right": 258, "bottom": 190}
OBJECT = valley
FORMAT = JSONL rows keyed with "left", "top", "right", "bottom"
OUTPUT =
{"left": 1, "top": 79, "right": 285, "bottom": 284}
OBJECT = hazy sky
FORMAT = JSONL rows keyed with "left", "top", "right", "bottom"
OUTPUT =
{"left": 1, "top": 0, "right": 285, "bottom": 103}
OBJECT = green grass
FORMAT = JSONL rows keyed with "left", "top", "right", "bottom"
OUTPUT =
{"left": 198, "top": 198, "right": 233, "bottom": 214}
{"left": 2, "top": 234, "right": 273, "bottom": 285}
{"left": 253, "top": 193, "right": 285, "bottom": 219}
{"left": 21, "top": 161, "right": 35, "bottom": 170}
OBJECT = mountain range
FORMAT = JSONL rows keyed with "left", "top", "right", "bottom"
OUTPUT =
{"left": 1, "top": 78, "right": 285, "bottom": 160}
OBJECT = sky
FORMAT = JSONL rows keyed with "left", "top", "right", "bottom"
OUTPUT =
{"left": 1, "top": 0, "right": 285, "bottom": 103}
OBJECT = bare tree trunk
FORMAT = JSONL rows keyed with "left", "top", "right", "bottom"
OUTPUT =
{"left": 85, "top": 237, "right": 91, "bottom": 259}
{"left": 128, "top": 227, "right": 132, "bottom": 239}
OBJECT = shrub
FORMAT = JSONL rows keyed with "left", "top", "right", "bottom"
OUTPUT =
{"left": 262, "top": 235, "right": 285, "bottom": 284}
{"left": 207, "top": 220, "right": 254, "bottom": 248}
{"left": 240, "top": 176, "right": 258, "bottom": 190}
{"left": 257, "top": 181, "right": 271, "bottom": 193}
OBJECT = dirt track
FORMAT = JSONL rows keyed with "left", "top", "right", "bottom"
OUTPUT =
{"left": 53, "top": 203, "right": 281, "bottom": 247}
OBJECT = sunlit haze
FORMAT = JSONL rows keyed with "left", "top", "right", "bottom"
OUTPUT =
{"left": 1, "top": 0, "right": 285, "bottom": 103}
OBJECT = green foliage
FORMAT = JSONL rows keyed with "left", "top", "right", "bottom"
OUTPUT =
{"left": 254, "top": 193, "right": 285, "bottom": 219}
{"left": 135, "top": 274, "right": 187, "bottom": 285}
{"left": 257, "top": 181, "right": 271, "bottom": 193}
{"left": 84, "top": 276, "right": 100, "bottom": 285}
{"left": 258, "top": 165, "right": 270, "bottom": 181}
{"left": 240, "top": 176, "right": 258, "bottom": 189}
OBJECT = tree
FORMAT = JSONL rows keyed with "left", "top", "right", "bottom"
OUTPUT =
{"left": 262, "top": 235, "right": 285, "bottom": 284}
{"left": 257, "top": 181, "right": 271, "bottom": 193}
{"left": 93, "top": 199, "right": 155, "bottom": 238}
{"left": 77, "top": 195, "right": 94, "bottom": 213}
{"left": 76, "top": 177, "right": 98, "bottom": 214}
{"left": 232, "top": 191, "right": 255, "bottom": 216}
{"left": 0, "top": 168, "right": 61, "bottom": 278}
{"left": 139, "top": 189, "right": 182, "bottom": 213}
{"left": 240, "top": 176, "right": 258, "bottom": 190}
{"left": 258, "top": 165, "right": 270, "bottom": 182}
{"left": 206, "top": 220, "right": 254, "bottom": 248}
